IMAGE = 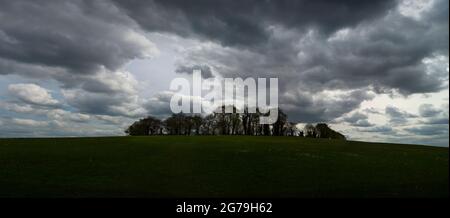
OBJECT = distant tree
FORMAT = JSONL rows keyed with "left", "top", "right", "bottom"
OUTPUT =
{"left": 164, "top": 115, "right": 176, "bottom": 135}
{"left": 242, "top": 107, "right": 250, "bottom": 135}
{"left": 299, "top": 131, "right": 304, "bottom": 137}
{"left": 127, "top": 107, "right": 347, "bottom": 139}
{"left": 262, "top": 124, "right": 271, "bottom": 136}
{"left": 304, "top": 123, "right": 317, "bottom": 138}
{"left": 214, "top": 105, "right": 239, "bottom": 135}
{"left": 183, "top": 115, "right": 193, "bottom": 135}
{"left": 125, "top": 116, "right": 162, "bottom": 136}
{"left": 125, "top": 120, "right": 147, "bottom": 136}
{"left": 250, "top": 112, "right": 260, "bottom": 135}
{"left": 230, "top": 112, "right": 241, "bottom": 135}
{"left": 145, "top": 116, "right": 163, "bottom": 135}
{"left": 242, "top": 107, "right": 260, "bottom": 135}
{"left": 315, "top": 123, "right": 331, "bottom": 138}
{"left": 272, "top": 109, "right": 288, "bottom": 136}
{"left": 286, "top": 122, "right": 299, "bottom": 136}
{"left": 191, "top": 115, "right": 203, "bottom": 135}
{"left": 201, "top": 114, "right": 216, "bottom": 135}
{"left": 315, "top": 123, "right": 346, "bottom": 140}
{"left": 164, "top": 113, "right": 187, "bottom": 135}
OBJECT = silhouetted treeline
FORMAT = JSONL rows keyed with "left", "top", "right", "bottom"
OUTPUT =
{"left": 125, "top": 106, "right": 346, "bottom": 140}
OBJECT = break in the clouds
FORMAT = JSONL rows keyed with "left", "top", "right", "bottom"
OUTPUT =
{"left": 0, "top": 0, "right": 448, "bottom": 146}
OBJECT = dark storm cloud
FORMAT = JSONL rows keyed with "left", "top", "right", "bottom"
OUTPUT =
{"left": 0, "top": 0, "right": 157, "bottom": 81}
{"left": 0, "top": 0, "right": 158, "bottom": 118}
{"left": 112, "top": 0, "right": 396, "bottom": 47}
{"left": 164, "top": 0, "right": 448, "bottom": 123}
{"left": 113, "top": 0, "right": 448, "bottom": 95}
{"left": 198, "top": 9, "right": 448, "bottom": 94}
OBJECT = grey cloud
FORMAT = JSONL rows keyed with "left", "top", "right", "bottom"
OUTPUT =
{"left": 363, "top": 107, "right": 383, "bottom": 115}
{"left": 343, "top": 112, "right": 367, "bottom": 123}
{"left": 173, "top": 0, "right": 448, "bottom": 95}
{"left": 62, "top": 88, "right": 145, "bottom": 118}
{"left": 404, "top": 124, "right": 449, "bottom": 136}
{"left": 385, "top": 106, "right": 418, "bottom": 124}
{"left": 175, "top": 64, "right": 213, "bottom": 78}
{"left": 0, "top": 0, "right": 157, "bottom": 76}
{"left": 421, "top": 117, "right": 449, "bottom": 125}
{"left": 0, "top": 0, "right": 159, "bottom": 122}
{"left": 144, "top": 92, "right": 174, "bottom": 118}
{"left": 281, "top": 89, "right": 375, "bottom": 123}
{"left": 112, "top": 0, "right": 396, "bottom": 47}
{"left": 167, "top": 0, "right": 448, "bottom": 124}
{"left": 342, "top": 112, "right": 375, "bottom": 127}
{"left": 359, "top": 125, "right": 394, "bottom": 133}
{"left": 0, "top": 116, "right": 125, "bottom": 137}
{"left": 143, "top": 91, "right": 210, "bottom": 118}
{"left": 419, "top": 104, "right": 443, "bottom": 117}
{"left": 11, "top": 118, "right": 49, "bottom": 127}
{"left": 0, "top": 58, "right": 63, "bottom": 79}
{"left": 353, "top": 120, "right": 375, "bottom": 127}
{"left": 0, "top": 98, "right": 135, "bottom": 137}
{"left": 47, "top": 109, "right": 91, "bottom": 123}
{"left": 8, "top": 83, "right": 60, "bottom": 107}
{"left": 418, "top": 103, "right": 449, "bottom": 125}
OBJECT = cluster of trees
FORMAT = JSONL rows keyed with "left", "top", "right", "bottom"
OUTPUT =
{"left": 303, "top": 123, "right": 346, "bottom": 140}
{"left": 125, "top": 106, "right": 346, "bottom": 140}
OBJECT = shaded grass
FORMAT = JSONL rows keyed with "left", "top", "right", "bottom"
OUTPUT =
{"left": 0, "top": 136, "right": 448, "bottom": 198}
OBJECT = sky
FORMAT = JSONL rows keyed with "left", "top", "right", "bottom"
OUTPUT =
{"left": 0, "top": 0, "right": 448, "bottom": 146}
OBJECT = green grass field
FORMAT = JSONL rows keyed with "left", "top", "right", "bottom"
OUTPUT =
{"left": 0, "top": 136, "right": 448, "bottom": 198}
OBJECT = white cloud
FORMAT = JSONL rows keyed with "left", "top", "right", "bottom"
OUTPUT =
{"left": 8, "top": 83, "right": 59, "bottom": 107}
{"left": 47, "top": 109, "right": 91, "bottom": 123}
{"left": 12, "top": 118, "right": 48, "bottom": 127}
{"left": 0, "top": 102, "right": 44, "bottom": 114}
{"left": 398, "top": 0, "right": 435, "bottom": 20}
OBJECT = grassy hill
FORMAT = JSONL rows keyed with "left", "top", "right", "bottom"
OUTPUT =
{"left": 0, "top": 136, "right": 447, "bottom": 198}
